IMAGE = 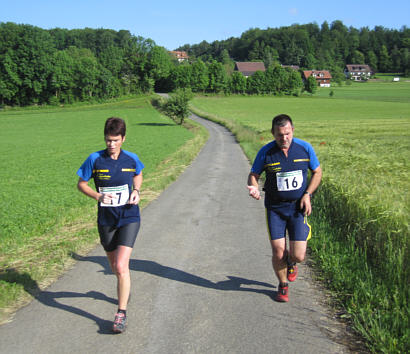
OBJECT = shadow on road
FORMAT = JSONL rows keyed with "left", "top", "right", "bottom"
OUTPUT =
{"left": 76, "top": 255, "right": 276, "bottom": 299}
{"left": 3, "top": 255, "right": 277, "bottom": 332}
{"left": 1, "top": 265, "right": 118, "bottom": 334}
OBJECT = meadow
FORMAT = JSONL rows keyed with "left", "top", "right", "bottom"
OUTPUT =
{"left": 0, "top": 96, "right": 208, "bottom": 322}
{"left": 190, "top": 81, "right": 410, "bottom": 353}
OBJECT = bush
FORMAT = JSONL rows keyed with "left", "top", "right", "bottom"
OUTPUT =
{"left": 164, "top": 88, "right": 193, "bottom": 125}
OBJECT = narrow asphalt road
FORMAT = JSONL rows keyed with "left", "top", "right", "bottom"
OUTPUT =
{"left": 0, "top": 114, "right": 349, "bottom": 353}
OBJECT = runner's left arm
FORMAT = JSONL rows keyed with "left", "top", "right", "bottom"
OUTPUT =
{"left": 128, "top": 172, "right": 143, "bottom": 205}
{"left": 300, "top": 166, "right": 322, "bottom": 216}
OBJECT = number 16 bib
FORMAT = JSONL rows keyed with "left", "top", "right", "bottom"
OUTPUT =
{"left": 276, "top": 170, "right": 303, "bottom": 191}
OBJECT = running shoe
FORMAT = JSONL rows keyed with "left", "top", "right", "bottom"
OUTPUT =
{"left": 112, "top": 312, "right": 127, "bottom": 333}
{"left": 287, "top": 263, "right": 298, "bottom": 282}
{"left": 275, "top": 283, "right": 289, "bottom": 302}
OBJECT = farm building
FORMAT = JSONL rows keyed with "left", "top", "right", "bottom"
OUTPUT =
{"left": 344, "top": 64, "right": 373, "bottom": 81}
{"left": 234, "top": 62, "right": 266, "bottom": 78}
{"left": 302, "top": 70, "right": 332, "bottom": 87}
{"left": 169, "top": 51, "right": 189, "bottom": 62}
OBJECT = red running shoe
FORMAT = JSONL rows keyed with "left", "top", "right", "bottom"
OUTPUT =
{"left": 275, "top": 283, "right": 289, "bottom": 302}
{"left": 113, "top": 312, "right": 127, "bottom": 333}
{"left": 287, "top": 264, "right": 298, "bottom": 282}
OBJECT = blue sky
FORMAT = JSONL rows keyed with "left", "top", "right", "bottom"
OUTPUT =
{"left": 2, "top": 0, "right": 409, "bottom": 50}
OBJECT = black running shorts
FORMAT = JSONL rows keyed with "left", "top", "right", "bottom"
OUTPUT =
{"left": 98, "top": 221, "right": 140, "bottom": 252}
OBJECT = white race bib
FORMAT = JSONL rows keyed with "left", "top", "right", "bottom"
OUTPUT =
{"left": 99, "top": 184, "right": 129, "bottom": 207}
{"left": 276, "top": 170, "right": 303, "bottom": 191}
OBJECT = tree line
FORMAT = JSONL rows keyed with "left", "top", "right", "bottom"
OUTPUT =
{"left": 1, "top": 21, "right": 409, "bottom": 107}
{"left": 178, "top": 21, "right": 410, "bottom": 77}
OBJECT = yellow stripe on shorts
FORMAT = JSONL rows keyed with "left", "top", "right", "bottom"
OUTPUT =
{"left": 122, "top": 168, "right": 136, "bottom": 172}
{"left": 265, "top": 209, "right": 273, "bottom": 241}
{"left": 304, "top": 215, "right": 312, "bottom": 241}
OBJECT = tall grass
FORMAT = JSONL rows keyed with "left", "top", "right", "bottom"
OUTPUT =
{"left": 190, "top": 87, "right": 410, "bottom": 353}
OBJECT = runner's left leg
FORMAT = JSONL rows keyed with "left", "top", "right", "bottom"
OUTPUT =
{"left": 288, "top": 240, "right": 307, "bottom": 264}
{"left": 107, "top": 245, "right": 133, "bottom": 310}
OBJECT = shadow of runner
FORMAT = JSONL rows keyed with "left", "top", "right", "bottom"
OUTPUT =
{"left": 76, "top": 255, "right": 276, "bottom": 299}
{"left": 1, "top": 267, "right": 117, "bottom": 334}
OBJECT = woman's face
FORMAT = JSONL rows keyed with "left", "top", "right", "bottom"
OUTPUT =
{"left": 105, "top": 134, "right": 125, "bottom": 155}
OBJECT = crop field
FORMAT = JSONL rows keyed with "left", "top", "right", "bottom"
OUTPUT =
{"left": 0, "top": 96, "right": 207, "bottom": 321}
{"left": 191, "top": 90, "right": 410, "bottom": 221}
{"left": 190, "top": 81, "right": 410, "bottom": 353}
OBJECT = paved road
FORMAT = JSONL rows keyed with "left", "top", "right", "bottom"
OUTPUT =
{"left": 0, "top": 114, "right": 348, "bottom": 353}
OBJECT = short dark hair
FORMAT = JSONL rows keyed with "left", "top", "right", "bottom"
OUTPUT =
{"left": 272, "top": 114, "right": 293, "bottom": 130}
{"left": 104, "top": 117, "right": 126, "bottom": 137}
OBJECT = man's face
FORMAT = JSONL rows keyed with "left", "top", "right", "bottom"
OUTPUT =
{"left": 272, "top": 122, "right": 294, "bottom": 149}
{"left": 105, "top": 134, "right": 125, "bottom": 154}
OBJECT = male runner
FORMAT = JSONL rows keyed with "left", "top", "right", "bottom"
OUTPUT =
{"left": 247, "top": 114, "right": 322, "bottom": 302}
{"left": 77, "top": 117, "right": 144, "bottom": 332}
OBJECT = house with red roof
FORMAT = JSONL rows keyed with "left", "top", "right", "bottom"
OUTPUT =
{"left": 302, "top": 70, "right": 332, "bottom": 87}
{"left": 234, "top": 62, "right": 266, "bottom": 78}
{"left": 170, "top": 51, "right": 189, "bottom": 62}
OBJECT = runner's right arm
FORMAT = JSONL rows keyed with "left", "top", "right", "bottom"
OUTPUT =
{"left": 247, "top": 173, "right": 261, "bottom": 200}
{"left": 77, "top": 177, "right": 112, "bottom": 204}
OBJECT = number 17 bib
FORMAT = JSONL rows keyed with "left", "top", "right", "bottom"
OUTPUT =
{"left": 99, "top": 184, "right": 129, "bottom": 207}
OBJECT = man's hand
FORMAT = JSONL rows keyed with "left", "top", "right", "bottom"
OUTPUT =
{"left": 247, "top": 185, "right": 261, "bottom": 200}
{"left": 300, "top": 194, "right": 312, "bottom": 216}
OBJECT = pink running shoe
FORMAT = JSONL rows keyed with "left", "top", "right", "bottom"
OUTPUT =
{"left": 113, "top": 312, "right": 127, "bottom": 333}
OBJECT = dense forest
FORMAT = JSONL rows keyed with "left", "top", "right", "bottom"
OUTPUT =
{"left": 0, "top": 21, "right": 409, "bottom": 106}
{"left": 178, "top": 21, "right": 410, "bottom": 75}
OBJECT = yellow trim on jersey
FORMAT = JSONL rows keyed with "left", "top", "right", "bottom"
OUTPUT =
{"left": 293, "top": 159, "right": 310, "bottom": 162}
{"left": 93, "top": 169, "right": 109, "bottom": 173}
{"left": 122, "top": 168, "right": 136, "bottom": 172}
{"left": 264, "top": 162, "right": 280, "bottom": 167}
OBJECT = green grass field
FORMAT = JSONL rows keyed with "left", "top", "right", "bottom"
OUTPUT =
{"left": 315, "top": 79, "right": 410, "bottom": 102}
{"left": 190, "top": 81, "right": 410, "bottom": 353}
{"left": 0, "top": 96, "right": 208, "bottom": 322}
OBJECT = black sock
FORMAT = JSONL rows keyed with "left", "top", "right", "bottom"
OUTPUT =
{"left": 118, "top": 309, "right": 127, "bottom": 317}
{"left": 279, "top": 282, "right": 288, "bottom": 288}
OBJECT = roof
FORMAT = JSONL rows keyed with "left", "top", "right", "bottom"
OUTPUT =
{"left": 235, "top": 62, "right": 266, "bottom": 76}
{"left": 170, "top": 51, "right": 189, "bottom": 59}
{"left": 303, "top": 70, "right": 332, "bottom": 80}
{"left": 345, "top": 64, "right": 372, "bottom": 72}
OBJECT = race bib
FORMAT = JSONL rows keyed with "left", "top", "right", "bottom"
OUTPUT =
{"left": 99, "top": 184, "right": 129, "bottom": 207}
{"left": 276, "top": 170, "right": 303, "bottom": 191}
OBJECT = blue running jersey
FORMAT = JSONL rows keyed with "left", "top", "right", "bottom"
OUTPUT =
{"left": 77, "top": 149, "right": 144, "bottom": 227}
{"left": 251, "top": 138, "right": 320, "bottom": 207}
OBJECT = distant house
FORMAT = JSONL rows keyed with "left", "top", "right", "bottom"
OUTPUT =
{"left": 234, "top": 62, "right": 266, "bottom": 78}
{"left": 302, "top": 70, "right": 332, "bottom": 87}
{"left": 344, "top": 64, "right": 373, "bottom": 81}
{"left": 170, "top": 51, "right": 189, "bottom": 62}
